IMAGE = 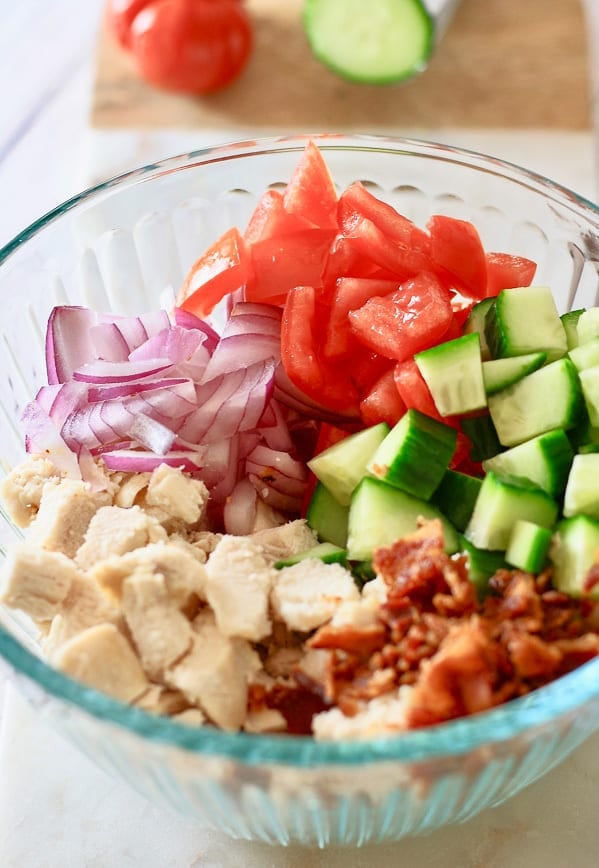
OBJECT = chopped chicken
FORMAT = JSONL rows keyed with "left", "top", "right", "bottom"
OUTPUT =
{"left": 75, "top": 505, "right": 167, "bottom": 569}
{"left": 135, "top": 684, "right": 190, "bottom": 716}
{"left": 0, "top": 543, "right": 78, "bottom": 622}
{"left": 144, "top": 465, "right": 209, "bottom": 525}
{"left": 166, "top": 611, "right": 261, "bottom": 732}
{"left": 43, "top": 573, "right": 122, "bottom": 654}
{"left": 251, "top": 498, "right": 286, "bottom": 532}
{"left": 181, "top": 531, "right": 223, "bottom": 563}
{"left": 204, "top": 535, "right": 275, "bottom": 641}
{"left": 312, "top": 689, "right": 411, "bottom": 741}
{"left": 250, "top": 519, "right": 317, "bottom": 564}
{"left": 172, "top": 708, "right": 206, "bottom": 727}
{"left": 28, "top": 479, "right": 112, "bottom": 558}
{"left": 51, "top": 622, "right": 149, "bottom": 703}
{"left": 114, "top": 472, "right": 151, "bottom": 508}
{"left": 0, "top": 456, "right": 63, "bottom": 527}
{"left": 361, "top": 575, "right": 388, "bottom": 605}
{"left": 244, "top": 708, "right": 287, "bottom": 734}
{"left": 271, "top": 560, "right": 359, "bottom": 632}
{"left": 330, "top": 594, "right": 381, "bottom": 630}
{"left": 121, "top": 566, "right": 193, "bottom": 680}
{"left": 264, "top": 645, "right": 304, "bottom": 679}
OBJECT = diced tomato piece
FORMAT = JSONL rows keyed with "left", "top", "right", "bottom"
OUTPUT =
{"left": 394, "top": 357, "right": 444, "bottom": 421}
{"left": 177, "top": 226, "right": 252, "bottom": 318}
{"left": 450, "top": 291, "right": 477, "bottom": 326}
{"left": 343, "top": 213, "right": 433, "bottom": 278}
{"left": 246, "top": 230, "right": 334, "bottom": 303}
{"left": 339, "top": 181, "right": 431, "bottom": 251}
{"left": 313, "top": 421, "right": 352, "bottom": 455}
{"left": 349, "top": 348, "right": 393, "bottom": 394}
{"left": 439, "top": 316, "right": 463, "bottom": 342}
{"left": 281, "top": 286, "right": 359, "bottom": 416}
{"left": 485, "top": 252, "right": 537, "bottom": 297}
{"left": 348, "top": 272, "right": 454, "bottom": 362}
{"left": 321, "top": 233, "right": 385, "bottom": 286}
{"left": 360, "top": 368, "right": 406, "bottom": 428}
{"left": 283, "top": 141, "right": 338, "bottom": 231}
{"left": 323, "top": 277, "right": 400, "bottom": 359}
{"left": 244, "top": 189, "right": 313, "bottom": 245}
{"left": 428, "top": 215, "right": 488, "bottom": 298}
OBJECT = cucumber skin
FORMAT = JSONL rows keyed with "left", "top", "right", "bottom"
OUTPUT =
{"left": 459, "top": 535, "right": 506, "bottom": 597}
{"left": 550, "top": 515, "right": 599, "bottom": 599}
{"left": 482, "top": 351, "right": 547, "bottom": 396}
{"left": 461, "top": 414, "right": 501, "bottom": 462}
{"left": 482, "top": 428, "right": 574, "bottom": 499}
{"left": 505, "top": 520, "right": 552, "bottom": 573}
{"left": 485, "top": 287, "right": 567, "bottom": 362}
{"left": 431, "top": 470, "right": 482, "bottom": 532}
{"left": 306, "top": 482, "right": 349, "bottom": 548}
{"left": 275, "top": 542, "right": 347, "bottom": 569}
{"left": 415, "top": 332, "right": 487, "bottom": 416}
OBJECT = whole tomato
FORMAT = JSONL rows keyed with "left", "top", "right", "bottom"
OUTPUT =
{"left": 129, "top": 0, "right": 253, "bottom": 94}
{"left": 106, "top": 0, "right": 154, "bottom": 50}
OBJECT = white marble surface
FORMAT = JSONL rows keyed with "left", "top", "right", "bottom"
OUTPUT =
{"left": 4, "top": 2, "right": 599, "bottom": 866}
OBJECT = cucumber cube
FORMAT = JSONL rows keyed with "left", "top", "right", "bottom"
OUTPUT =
{"left": 550, "top": 515, "right": 599, "bottom": 598}
{"left": 459, "top": 535, "right": 506, "bottom": 596}
{"left": 275, "top": 542, "right": 347, "bottom": 569}
{"left": 367, "top": 408, "right": 456, "bottom": 500}
{"left": 485, "top": 286, "right": 567, "bottom": 362}
{"left": 461, "top": 414, "right": 501, "bottom": 462}
{"left": 563, "top": 453, "right": 599, "bottom": 519}
{"left": 415, "top": 332, "right": 487, "bottom": 416}
{"left": 575, "top": 308, "right": 599, "bottom": 346}
{"left": 505, "top": 520, "right": 552, "bottom": 573}
{"left": 482, "top": 429, "right": 574, "bottom": 498}
{"left": 464, "top": 297, "right": 495, "bottom": 361}
{"left": 482, "top": 351, "right": 547, "bottom": 395}
{"left": 578, "top": 367, "right": 599, "bottom": 427}
{"left": 568, "top": 335, "right": 599, "bottom": 372}
{"left": 306, "top": 482, "right": 349, "bottom": 547}
{"left": 561, "top": 309, "right": 585, "bottom": 350}
{"left": 431, "top": 469, "right": 482, "bottom": 532}
{"left": 465, "top": 471, "right": 558, "bottom": 551}
{"left": 308, "top": 422, "right": 389, "bottom": 506}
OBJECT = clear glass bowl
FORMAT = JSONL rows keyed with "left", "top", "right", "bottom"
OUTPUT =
{"left": 1, "top": 134, "right": 599, "bottom": 848}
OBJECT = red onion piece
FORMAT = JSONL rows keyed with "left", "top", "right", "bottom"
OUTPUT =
{"left": 173, "top": 307, "right": 220, "bottom": 353}
{"left": 246, "top": 443, "right": 308, "bottom": 482}
{"left": 72, "top": 358, "right": 173, "bottom": 384}
{"left": 87, "top": 377, "right": 194, "bottom": 404}
{"left": 100, "top": 449, "right": 205, "bottom": 473}
{"left": 248, "top": 474, "right": 303, "bottom": 514}
{"left": 46, "top": 306, "right": 98, "bottom": 385}
{"left": 90, "top": 322, "right": 130, "bottom": 362}
{"left": 257, "top": 400, "right": 294, "bottom": 452}
{"left": 223, "top": 478, "right": 258, "bottom": 535}
{"left": 22, "top": 402, "right": 81, "bottom": 477}
{"left": 129, "top": 414, "right": 177, "bottom": 455}
{"left": 230, "top": 302, "right": 283, "bottom": 321}
{"left": 223, "top": 314, "right": 282, "bottom": 339}
{"left": 201, "top": 333, "right": 280, "bottom": 383}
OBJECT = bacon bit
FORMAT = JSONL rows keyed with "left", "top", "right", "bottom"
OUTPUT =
{"left": 584, "top": 563, "right": 599, "bottom": 594}
{"left": 265, "top": 681, "right": 329, "bottom": 735}
{"left": 308, "top": 622, "right": 386, "bottom": 656}
{"left": 503, "top": 627, "right": 562, "bottom": 679}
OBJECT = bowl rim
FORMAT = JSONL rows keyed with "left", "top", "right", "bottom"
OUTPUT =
{"left": 2, "top": 132, "right": 599, "bottom": 768}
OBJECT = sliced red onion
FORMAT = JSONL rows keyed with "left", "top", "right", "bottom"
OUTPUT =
{"left": 248, "top": 474, "right": 303, "bottom": 514}
{"left": 90, "top": 322, "right": 130, "bottom": 362}
{"left": 129, "top": 326, "right": 208, "bottom": 365}
{"left": 201, "top": 333, "right": 279, "bottom": 383}
{"left": 129, "top": 413, "right": 177, "bottom": 455}
{"left": 230, "top": 302, "right": 283, "bottom": 321}
{"left": 72, "top": 358, "right": 173, "bottom": 384}
{"left": 46, "top": 306, "right": 98, "bottom": 385}
{"left": 237, "top": 359, "right": 276, "bottom": 432}
{"left": 22, "top": 401, "right": 82, "bottom": 478}
{"left": 274, "top": 364, "right": 355, "bottom": 424}
{"left": 100, "top": 449, "right": 205, "bottom": 474}
{"left": 223, "top": 478, "right": 258, "bottom": 535}
{"left": 207, "top": 437, "right": 241, "bottom": 505}
{"left": 246, "top": 443, "right": 308, "bottom": 482}
{"left": 99, "top": 310, "right": 171, "bottom": 354}
{"left": 87, "top": 377, "right": 194, "bottom": 404}
{"left": 190, "top": 438, "right": 233, "bottom": 488}
{"left": 223, "top": 314, "right": 282, "bottom": 339}
{"left": 77, "top": 446, "right": 114, "bottom": 491}
{"left": 257, "top": 400, "right": 294, "bottom": 452}
{"left": 173, "top": 307, "right": 220, "bottom": 353}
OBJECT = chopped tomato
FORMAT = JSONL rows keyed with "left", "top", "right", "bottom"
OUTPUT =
{"left": 394, "top": 357, "right": 445, "bottom": 421}
{"left": 428, "top": 215, "right": 488, "bottom": 298}
{"left": 244, "top": 190, "right": 314, "bottom": 245}
{"left": 177, "top": 226, "right": 251, "bottom": 318}
{"left": 349, "top": 348, "right": 393, "bottom": 394}
{"left": 106, "top": 0, "right": 154, "bottom": 49}
{"left": 281, "top": 286, "right": 359, "bottom": 416}
{"left": 321, "top": 234, "right": 388, "bottom": 287}
{"left": 360, "top": 368, "right": 406, "bottom": 427}
{"left": 338, "top": 182, "right": 431, "bottom": 251}
{"left": 323, "top": 277, "right": 400, "bottom": 359}
{"left": 348, "top": 272, "right": 454, "bottom": 362}
{"left": 283, "top": 141, "right": 339, "bottom": 231}
{"left": 485, "top": 252, "right": 537, "bottom": 296}
{"left": 313, "top": 421, "right": 352, "bottom": 455}
{"left": 246, "top": 230, "right": 334, "bottom": 303}
{"left": 342, "top": 213, "right": 432, "bottom": 278}
{"left": 450, "top": 291, "right": 477, "bottom": 327}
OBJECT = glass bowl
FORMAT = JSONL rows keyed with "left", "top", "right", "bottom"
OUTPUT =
{"left": 1, "top": 134, "right": 599, "bottom": 848}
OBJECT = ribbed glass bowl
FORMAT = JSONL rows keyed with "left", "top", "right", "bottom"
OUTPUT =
{"left": 2, "top": 135, "right": 599, "bottom": 848}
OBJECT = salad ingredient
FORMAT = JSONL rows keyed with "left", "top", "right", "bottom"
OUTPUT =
{"left": 428, "top": 215, "right": 488, "bottom": 298}
{"left": 302, "top": 0, "right": 434, "bottom": 85}
{"left": 305, "top": 482, "right": 349, "bottom": 548}
{"left": 551, "top": 515, "right": 599, "bottom": 598}
{"left": 485, "top": 285, "right": 568, "bottom": 361}
{"left": 106, "top": 0, "right": 154, "bottom": 49}
{"left": 481, "top": 351, "right": 547, "bottom": 395}
{"left": 414, "top": 332, "right": 487, "bottom": 416}
{"left": 505, "top": 520, "right": 552, "bottom": 574}
{"left": 430, "top": 469, "right": 482, "bottom": 533}
{"left": 482, "top": 429, "right": 573, "bottom": 499}
{"left": 307, "top": 422, "right": 389, "bottom": 506}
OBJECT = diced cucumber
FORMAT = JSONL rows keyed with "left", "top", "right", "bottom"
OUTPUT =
{"left": 579, "top": 443, "right": 599, "bottom": 454}
{"left": 302, "top": 0, "right": 434, "bottom": 86}
{"left": 488, "top": 358, "right": 583, "bottom": 447}
{"left": 578, "top": 367, "right": 599, "bottom": 427}
{"left": 482, "top": 351, "right": 547, "bottom": 395}
{"left": 367, "top": 409, "right": 456, "bottom": 500}
{"left": 563, "top": 453, "right": 599, "bottom": 519}
{"left": 459, "top": 535, "right": 506, "bottom": 596}
{"left": 347, "top": 476, "right": 459, "bottom": 561}
{"left": 464, "top": 297, "right": 495, "bottom": 361}
{"left": 505, "top": 520, "right": 552, "bottom": 573}
{"left": 561, "top": 309, "right": 585, "bottom": 350}
{"left": 485, "top": 286, "right": 567, "bottom": 362}
{"left": 482, "top": 429, "right": 574, "bottom": 498}
{"left": 307, "top": 422, "right": 389, "bottom": 506}
{"left": 568, "top": 335, "right": 599, "bottom": 372}
{"left": 461, "top": 414, "right": 502, "bottom": 462}
{"left": 415, "top": 333, "right": 487, "bottom": 416}
{"left": 567, "top": 411, "right": 599, "bottom": 451}
{"left": 465, "top": 471, "right": 558, "bottom": 551}
{"left": 306, "top": 482, "right": 349, "bottom": 547}
{"left": 275, "top": 542, "right": 347, "bottom": 569}
{"left": 550, "top": 515, "right": 599, "bottom": 598}
{"left": 431, "top": 469, "right": 482, "bottom": 532}
{"left": 575, "top": 308, "right": 599, "bottom": 346}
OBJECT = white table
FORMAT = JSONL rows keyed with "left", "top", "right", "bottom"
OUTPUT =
{"left": 2, "top": 3, "right": 599, "bottom": 865}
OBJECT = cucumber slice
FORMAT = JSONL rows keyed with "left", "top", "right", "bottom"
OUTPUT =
{"left": 577, "top": 367, "right": 599, "bottom": 427}
{"left": 575, "top": 308, "right": 599, "bottom": 345}
{"left": 306, "top": 482, "right": 349, "bottom": 547}
{"left": 464, "top": 297, "right": 495, "bottom": 361}
{"left": 415, "top": 333, "right": 487, "bottom": 416}
{"left": 550, "top": 515, "right": 599, "bottom": 598}
{"left": 482, "top": 351, "right": 547, "bottom": 395}
{"left": 563, "top": 453, "right": 599, "bottom": 519}
{"left": 431, "top": 469, "right": 482, "bottom": 532}
{"left": 461, "top": 414, "right": 502, "bottom": 462}
{"left": 367, "top": 408, "right": 456, "bottom": 499}
{"left": 505, "top": 520, "right": 552, "bottom": 573}
{"left": 568, "top": 335, "right": 599, "bottom": 372}
{"left": 275, "top": 542, "right": 347, "bottom": 569}
{"left": 465, "top": 471, "right": 558, "bottom": 551}
{"left": 485, "top": 286, "right": 567, "bottom": 362}
{"left": 561, "top": 309, "right": 585, "bottom": 350}
{"left": 482, "top": 429, "right": 574, "bottom": 498}
{"left": 459, "top": 535, "right": 506, "bottom": 596}
{"left": 347, "top": 476, "right": 459, "bottom": 561}
{"left": 307, "top": 422, "right": 389, "bottom": 506}
{"left": 488, "top": 358, "right": 584, "bottom": 447}
{"left": 302, "top": 0, "right": 434, "bottom": 85}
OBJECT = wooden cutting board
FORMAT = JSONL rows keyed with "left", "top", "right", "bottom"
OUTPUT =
{"left": 92, "top": 0, "right": 591, "bottom": 130}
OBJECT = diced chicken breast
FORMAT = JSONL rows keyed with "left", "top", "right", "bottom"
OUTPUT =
{"left": 330, "top": 594, "right": 381, "bottom": 630}
{"left": 251, "top": 498, "right": 286, "bottom": 532}
{"left": 312, "top": 689, "right": 411, "bottom": 741}
{"left": 51, "top": 622, "right": 149, "bottom": 704}
{"left": 43, "top": 573, "right": 122, "bottom": 654}
{"left": 362, "top": 575, "right": 389, "bottom": 605}
{"left": 114, "top": 472, "right": 151, "bottom": 508}
{"left": 271, "top": 560, "right": 359, "bottom": 632}
{"left": 172, "top": 708, "right": 206, "bottom": 727}
{"left": 0, "top": 543, "right": 78, "bottom": 622}
{"left": 121, "top": 566, "right": 193, "bottom": 680}
{"left": 204, "top": 535, "right": 275, "bottom": 641}
{"left": 134, "top": 684, "right": 190, "bottom": 717}
{"left": 250, "top": 519, "right": 317, "bottom": 564}
{"left": 144, "top": 465, "right": 209, "bottom": 525}
{"left": 166, "top": 611, "right": 261, "bottom": 732}
{"left": 244, "top": 708, "right": 287, "bottom": 734}
{"left": 75, "top": 505, "right": 167, "bottom": 569}
{"left": 181, "top": 531, "right": 223, "bottom": 563}
{"left": 0, "top": 456, "right": 63, "bottom": 527}
{"left": 28, "top": 479, "right": 112, "bottom": 558}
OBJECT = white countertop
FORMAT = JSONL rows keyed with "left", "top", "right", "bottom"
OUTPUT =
{"left": 3, "top": 3, "right": 599, "bottom": 866}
